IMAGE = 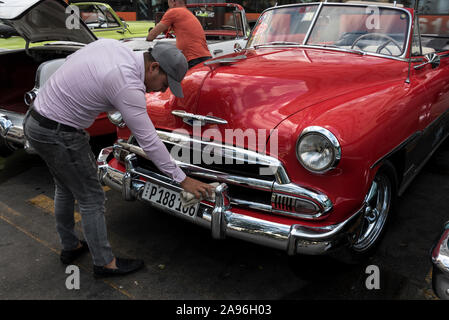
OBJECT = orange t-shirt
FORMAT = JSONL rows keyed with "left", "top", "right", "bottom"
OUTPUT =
{"left": 160, "top": 7, "right": 211, "bottom": 62}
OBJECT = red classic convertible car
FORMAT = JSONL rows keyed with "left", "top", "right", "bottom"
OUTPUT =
{"left": 97, "top": 1, "right": 449, "bottom": 257}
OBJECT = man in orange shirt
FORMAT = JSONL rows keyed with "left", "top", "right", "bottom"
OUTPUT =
{"left": 146, "top": 0, "right": 212, "bottom": 69}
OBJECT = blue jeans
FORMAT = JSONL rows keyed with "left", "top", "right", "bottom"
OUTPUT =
{"left": 23, "top": 111, "right": 114, "bottom": 266}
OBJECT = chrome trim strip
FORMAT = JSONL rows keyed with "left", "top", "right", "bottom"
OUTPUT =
{"left": 273, "top": 182, "right": 333, "bottom": 214}
{"left": 24, "top": 88, "right": 38, "bottom": 106}
{"left": 370, "top": 132, "right": 421, "bottom": 170}
{"left": 204, "top": 54, "right": 247, "bottom": 66}
{"left": 97, "top": 151, "right": 363, "bottom": 255}
{"left": 303, "top": 2, "right": 323, "bottom": 45}
{"left": 171, "top": 110, "right": 228, "bottom": 126}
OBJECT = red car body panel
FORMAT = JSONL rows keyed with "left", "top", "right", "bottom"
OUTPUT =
{"left": 86, "top": 112, "right": 116, "bottom": 137}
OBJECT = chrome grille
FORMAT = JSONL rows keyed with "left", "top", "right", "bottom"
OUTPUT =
{"left": 112, "top": 131, "right": 333, "bottom": 220}
{"left": 273, "top": 194, "right": 295, "bottom": 211}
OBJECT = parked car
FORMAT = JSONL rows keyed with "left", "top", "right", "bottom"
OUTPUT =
{"left": 0, "top": 0, "right": 248, "bottom": 157}
{"left": 73, "top": 2, "right": 154, "bottom": 40}
{"left": 121, "top": 2, "right": 250, "bottom": 58}
{"left": 0, "top": 1, "right": 154, "bottom": 50}
{"left": 98, "top": 2, "right": 449, "bottom": 257}
{"left": 0, "top": 0, "right": 115, "bottom": 156}
{"left": 431, "top": 221, "right": 449, "bottom": 299}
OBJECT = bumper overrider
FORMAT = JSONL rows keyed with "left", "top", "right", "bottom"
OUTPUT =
{"left": 431, "top": 223, "right": 449, "bottom": 299}
{"left": 0, "top": 109, "right": 32, "bottom": 151}
{"left": 97, "top": 135, "right": 366, "bottom": 255}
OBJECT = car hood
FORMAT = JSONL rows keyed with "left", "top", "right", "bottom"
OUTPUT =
{"left": 0, "top": 0, "right": 96, "bottom": 44}
{"left": 201, "top": 48, "right": 406, "bottom": 126}
{"left": 148, "top": 47, "right": 408, "bottom": 150}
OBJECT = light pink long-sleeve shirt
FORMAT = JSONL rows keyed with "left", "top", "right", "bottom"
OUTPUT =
{"left": 33, "top": 39, "right": 186, "bottom": 183}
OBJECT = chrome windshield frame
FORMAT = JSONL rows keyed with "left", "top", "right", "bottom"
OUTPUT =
{"left": 247, "top": 2, "right": 413, "bottom": 60}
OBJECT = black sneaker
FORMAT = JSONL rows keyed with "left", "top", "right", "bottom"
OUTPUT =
{"left": 60, "top": 240, "right": 89, "bottom": 264}
{"left": 93, "top": 258, "right": 144, "bottom": 278}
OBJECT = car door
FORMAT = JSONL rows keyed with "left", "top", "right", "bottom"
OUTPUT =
{"left": 413, "top": 7, "right": 449, "bottom": 162}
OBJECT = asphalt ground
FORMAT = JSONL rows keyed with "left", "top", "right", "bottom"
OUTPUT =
{"left": 1, "top": 139, "right": 449, "bottom": 302}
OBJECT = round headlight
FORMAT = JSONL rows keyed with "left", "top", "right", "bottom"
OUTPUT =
{"left": 296, "top": 126, "right": 341, "bottom": 173}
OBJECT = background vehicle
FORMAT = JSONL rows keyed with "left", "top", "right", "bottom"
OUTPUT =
{"left": 122, "top": 3, "right": 250, "bottom": 58}
{"left": 0, "top": 0, "right": 114, "bottom": 156}
{"left": 0, "top": 1, "right": 251, "bottom": 157}
{"left": 0, "top": 1, "right": 154, "bottom": 50}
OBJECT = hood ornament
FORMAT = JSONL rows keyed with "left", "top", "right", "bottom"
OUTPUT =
{"left": 171, "top": 110, "right": 228, "bottom": 126}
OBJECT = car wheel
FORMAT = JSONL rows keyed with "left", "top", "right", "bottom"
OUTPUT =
{"left": 350, "top": 162, "right": 397, "bottom": 255}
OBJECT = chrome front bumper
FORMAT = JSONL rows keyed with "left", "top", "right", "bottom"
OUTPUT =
{"left": 98, "top": 146, "right": 365, "bottom": 255}
{"left": 0, "top": 110, "right": 26, "bottom": 147}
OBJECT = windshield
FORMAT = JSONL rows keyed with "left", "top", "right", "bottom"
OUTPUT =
{"left": 156, "top": 5, "right": 249, "bottom": 39}
{"left": 248, "top": 4, "right": 410, "bottom": 57}
{"left": 190, "top": 6, "right": 245, "bottom": 36}
{"left": 76, "top": 4, "right": 120, "bottom": 29}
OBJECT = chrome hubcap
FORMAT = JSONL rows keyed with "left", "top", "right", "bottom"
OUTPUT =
{"left": 352, "top": 173, "right": 391, "bottom": 252}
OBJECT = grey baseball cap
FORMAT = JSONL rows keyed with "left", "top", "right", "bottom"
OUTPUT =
{"left": 151, "top": 42, "right": 188, "bottom": 98}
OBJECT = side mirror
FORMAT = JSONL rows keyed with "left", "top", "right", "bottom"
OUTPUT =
{"left": 414, "top": 52, "right": 440, "bottom": 70}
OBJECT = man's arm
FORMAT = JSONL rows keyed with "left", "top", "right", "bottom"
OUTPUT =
{"left": 146, "top": 22, "right": 170, "bottom": 41}
{"left": 112, "top": 86, "right": 214, "bottom": 199}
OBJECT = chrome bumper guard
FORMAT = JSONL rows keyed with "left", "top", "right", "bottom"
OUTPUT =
{"left": 0, "top": 109, "right": 34, "bottom": 152}
{"left": 98, "top": 146, "right": 365, "bottom": 255}
{"left": 432, "top": 224, "right": 449, "bottom": 275}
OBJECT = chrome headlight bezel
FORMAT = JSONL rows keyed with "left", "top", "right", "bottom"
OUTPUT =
{"left": 296, "top": 126, "right": 341, "bottom": 174}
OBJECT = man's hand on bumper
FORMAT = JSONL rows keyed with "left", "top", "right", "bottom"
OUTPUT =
{"left": 180, "top": 176, "right": 215, "bottom": 200}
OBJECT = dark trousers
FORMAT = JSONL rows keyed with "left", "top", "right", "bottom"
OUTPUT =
{"left": 23, "top": 111, "right": 114, "bottom": 266}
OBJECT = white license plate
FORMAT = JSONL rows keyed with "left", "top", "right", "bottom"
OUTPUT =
{"left": 141, "top": 182, "right": 199, "bottom": 218}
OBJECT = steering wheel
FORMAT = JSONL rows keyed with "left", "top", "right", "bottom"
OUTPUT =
{"left": 351, "top": 33, "right": 402, "bottom": 55}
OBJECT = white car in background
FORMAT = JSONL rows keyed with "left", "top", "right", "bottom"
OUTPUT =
{"left": 121, "top": 2, "right": 250, "bottom": 59}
